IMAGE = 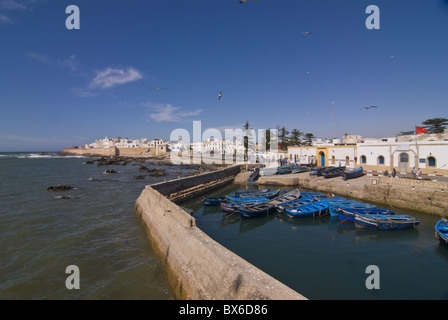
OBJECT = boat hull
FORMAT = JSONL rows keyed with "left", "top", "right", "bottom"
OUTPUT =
{"left": 355, "top": 214, "right": 420, "bottom": 230}
{"left": 435, "top": 219, "right": 448, "bottom": 246}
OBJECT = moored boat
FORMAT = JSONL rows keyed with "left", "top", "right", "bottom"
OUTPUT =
{"left": 284, "top": 202, "right": 329, "bottom": 219}
{"left": 354, "top": 214, "right": 420, "bottom": 230}
{"left": 435, "top": 219, "right": 448, "bottom": 246}
{"left": 322, "top": 166, "right": 346, "bottom": 178}
{"left": 335, "top": 207, "right": 395, "bottom": 222}
{"left": 342, "top": 166, "right": 364, "bottom": 180}
{"left": 237, "top": 189, "right": 280, "bottom": 199}
{"left": 260, "top": 166, "right": 278, "bottom": 176}
{"left": 248, "top": 167, "right": 260, "bottom": 182}
{"left": 268, "top": 188, "right": 301, "bottom": 206}
{"left": 239, "top": 202, "right": 275, "bottom": 219}
{"left": 291, "top": 165, "right": 310, "bottom": 174}
{"left": 278, "top": 163, "right": 295, "bottom": 174}
{"left": 202, "top": 197, "right": 227, "bottom": 206}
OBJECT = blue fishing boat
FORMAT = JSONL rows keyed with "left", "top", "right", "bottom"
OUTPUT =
{"left": 202, "top": 197, "right": 227, "bottom": 206}
{"left": 354, "top": 214, "right": 420, "bottom": 230}
{"left": 275, "top": 197, "right": 318, "bottom": 213}
{"left": 237, "top": 189, "right": 280, "bottom": 199}
{"left": 221, "top": 199, "right": 266, "bottom": 214}
{"left": 291, "top": 165, "right": 310, "bottom": 174}
{"left": 278, "top": 163, "right": 295, "bottom": 174}
{"left": 284, "top": 202, "right": 329, "bottom": 219}
{"left": 342, "top": 166, "right": 364, "bottom": 181}
{"left": 233, "top": 188, "right": 270, "bottom": 197}
{"left": 335, "top": 207, "right": 395, "bottom": 222}
{"left": 226, "top": 196, "right": 269, "bottom": 203}
{"left": 322, "top": 166, "right": 346, "bottom": 178}
{"left": 268, "top": 189, "right": 301, "bottom": 205}
{"left": 435, "top": 219, "right": 448, "bottom": 246}
{"left": 247, "top": 167, "right": 260, "bottom": 182}
{"left": 239, "top": 202, "right": 275, "bottom": 219}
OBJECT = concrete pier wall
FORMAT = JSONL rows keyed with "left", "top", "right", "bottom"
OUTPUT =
{"left": 134, "top": 165, "right": 306, "bottom": 300}
{"left": 247, "top": 172, "right": 448, "bottom": 216}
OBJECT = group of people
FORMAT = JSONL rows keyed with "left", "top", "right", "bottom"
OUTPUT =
{"left": 383, "top": 167, "right": 422, "bottom": 179}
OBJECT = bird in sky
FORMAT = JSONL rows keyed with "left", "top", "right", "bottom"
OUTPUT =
{"left": 239, "top": 0, "right": 258, "bottom": 3}
{"left": 361, "top": 105, "right": 378, "bottom": 110}
{"left": 149, "top": 88, "right": 167, "bottom": 91}
{"left": 302, "top": 31, "right": 312, "bottom": 35}
{"left": 218, "top": 91, "right": 223, "bottom": 100}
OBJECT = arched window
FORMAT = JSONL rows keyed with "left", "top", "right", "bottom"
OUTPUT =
{"left": 378, "top": 155, "right": 385, "bottom": 165}
{"left": 427, "top": 156, "right": 436, "bottom": 167}
{"left": 400, "top": 153, "right": 409, "bottom": 162}
{"left": 345, "top": 156, "right": 350, "bottom": 165}
{"left": 331, "top": 155, "right": 336, "bottom": 164}
{"left": 360, "top": 155, "right": 367, "bottom": 164}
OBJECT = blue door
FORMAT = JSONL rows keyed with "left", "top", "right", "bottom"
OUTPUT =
{"left": 320, "top": 152, "right": 325, "bottom": 166}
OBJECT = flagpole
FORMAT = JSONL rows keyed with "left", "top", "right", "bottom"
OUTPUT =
{"left": 415, "top": 125, "right": 419, "bottom": 171}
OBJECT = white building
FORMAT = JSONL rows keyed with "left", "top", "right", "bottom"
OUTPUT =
{"left": 288, "top": 131, "right": 448, "bottom": 175}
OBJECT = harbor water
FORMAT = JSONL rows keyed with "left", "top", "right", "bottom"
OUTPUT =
{"left": 3, "top": 152, "right": 448, "bottom": 300}
{"left": 182, "top": 184, "right": 448, "bottom": 300}
{"left": 0, "top": 152, "right": 176, "bottom": 299}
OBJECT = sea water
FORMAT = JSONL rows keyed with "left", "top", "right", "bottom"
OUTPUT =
{"left": 182, "top": 184, "right": 448, "bottom": 300}
{"left": 0, "top": 152, "right": 176, "bottom": 299}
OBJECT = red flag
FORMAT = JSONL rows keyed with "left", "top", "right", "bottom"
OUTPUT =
{"left": 416, "top": 126, "right": 427, "bottom": 134}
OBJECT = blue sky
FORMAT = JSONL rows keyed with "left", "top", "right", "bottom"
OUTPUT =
{"left": 0, "top": 0, "right": 447, "bottom": 151}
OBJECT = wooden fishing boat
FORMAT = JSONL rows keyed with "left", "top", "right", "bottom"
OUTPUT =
{"left": 225, "top": 196, "right": 269, "bottom": 203}
{"left": 284, "top": 202, "right": 329, "bottom": 219}
{"left": 322, "top": 166, "right": 346, "bottom": 178}
{"left": 233, "top": 188, "right": 270, "bottom": 196}
{"left": 278, "top": 163, "right": 295, "bottom": 174}
{"left": 435, "top": 219, "right": 448, "bottom": 246}
{"left": 291, "top": 165, "right": 310, "bottom": 174}
{"left": 354, "top": 214, "right": 420, "bottom": 230}
{"left": 275, "top": 197, "right": 318, "bottom": 213}
{"left": 237, "top": 189, "right": 280, "bottom": 199}
{"left": 247, "top": 167, "right": 260, "bottom": 182}
{"left": 342, "top": 166, "right": 364, "bottom": 181}
{"left": 316, "top": 166, "right": 334, "bottom": 176}
{"left": 202, "top": 197, "right": 227, "bottom": 206}
{"left": 239, "top": 202, "right": 275, "bottom": 219}
{"left": 335, "top": 207, "right": 395, "bottom": 222}
{"left": 221, "top": 199, "right": 265, "bottom": 214}
{"left": 268, "top": 189, "right": 301, "bottom": 206}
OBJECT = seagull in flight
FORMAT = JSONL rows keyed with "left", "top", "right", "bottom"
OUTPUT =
{"left": 302, "top": 31, "right": 312, "bottom": 35}
{"left": 239, "top": 0, "right": 258, "bottom": 3}
{"left": 218, "top": 91, "right": 223, "bottom": 100}
{"left": 361, "top": 105, "right": 378, "bottom": 110}
{"left": 149, "top": 88, "right": 167, "bottom": 91}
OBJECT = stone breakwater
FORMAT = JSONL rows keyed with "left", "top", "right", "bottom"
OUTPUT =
{"left": 134, "top": 165, "right": 307, "bottom": 300}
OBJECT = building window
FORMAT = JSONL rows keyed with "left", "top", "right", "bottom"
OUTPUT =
{"left": 399, "top": 153, "right": 409, "bottom": 163}
{"left": 345, "top": 156, "right": 350, "bottom": 166}
{"left": 378, "top": 155, "right": 385, "bottom": 165}
{"left": 360, "top": 155, "right": 367, "bottom": 164}
{"left": 427, "top": 156, "right": 436, "bottom": 167}
{"left": 331, "top": 155, "right": 336, "bottom": 164}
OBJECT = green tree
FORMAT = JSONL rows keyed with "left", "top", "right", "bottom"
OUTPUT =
{"left": 277, "top": 126, "right": 289, "bottom": 151}
{"left": 421, "top": 117, "right": 448, "bottom": 134}
{"left": 288, "top": 129, "right": 304, "bottom": 146}
{"left": 303, "top": 133, "right": 315, "bottom": 146}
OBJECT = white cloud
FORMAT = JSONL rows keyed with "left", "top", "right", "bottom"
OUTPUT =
{"left": 0, "top": 0, "right": 27, "bottom": 10}
{"left": 0, "top": 13, "right": 13, "bottom": 23}
{"left": 88, "top": 67, "right": 143, "bottom": 90}
{"left": 27, "top": 53, "right": 79, "bottom": 71}
{"left": 146, "top": 103, "right": 204, "bottom": 122}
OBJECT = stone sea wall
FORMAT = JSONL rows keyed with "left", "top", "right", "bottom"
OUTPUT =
{"left": 134, "top": 165, "right": 306, "bottom": 300}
